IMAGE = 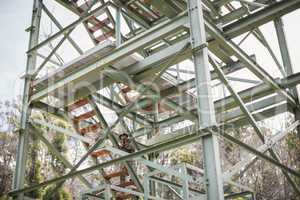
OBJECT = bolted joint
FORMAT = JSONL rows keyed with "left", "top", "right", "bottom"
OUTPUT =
{"left": 189, "top": 5, "right": 198, "bottom": 12}
{"left": 20, "top": 73, "right": 34, "bottom": 80}
{"left": 266, "top": 137, "right": 275, "bottom": 148}
{"left": 191, "top": 42, "right": 208, "bottom": 54}
{"left": 32, "top": 7, "right": 38, "bottom": 14}
{"left": 25, "top": 25, "right": 35, "bottom": 33}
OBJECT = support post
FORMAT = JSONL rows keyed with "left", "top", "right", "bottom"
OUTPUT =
{"left": 13, "top": 0, "right": 42, "bottom": 199}
{"left": 187, "top": 0, "right": 224, "bottom": 199}
{"left": 144, "top": 176, "right": 150, "bottom": 200}
{"left": 116, "top": 6, "right": 122, "bottom": 46}
{"left": 89, "top": 96, "right": 144, "bottom": 192}
{"left": 29, "top": 125, "right": 92, "bottom": 188}
{"left": 274, "top": 18, "right": 294, "bottom": 77}
{"left": 181, "top": 164, "right": 189, "bottom": 199}
{"left": 209, "top": 55, "right": 300, "bottom": 194}
{"left": 104, "top": 186, "right": 111, "bottom": 200}
{"left": 274, "top": 18, "right": 300, "bottom": 136}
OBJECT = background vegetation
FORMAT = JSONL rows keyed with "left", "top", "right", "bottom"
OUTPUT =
{"left": 0, "top": 99, "right": 299, "bottom": 199}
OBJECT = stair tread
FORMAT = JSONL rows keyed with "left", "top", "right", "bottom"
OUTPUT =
{"left": 116, "top": 180, "right": 135, "bottom": 187}
{"left": 95, "top": 30, "right": 115, "bottom": 43}
{"left": 80, "top": 123, "right": 101, "bottom": 134}
{"left": 91, "top": 149, "right": 111, "bottom": 157}
{"left": 116, "top": 193, "right": 134, "bottom": 200}
{"left": 104, "top": 169, "right": 128, "bottom": 179}
{"left": 73, "top": 110, "right": 96, "bottom": 123}
{"left": 89, "top": 18, "right": 111, "bottom": 32}
{"left": 68, "top": 99, "right": 89, "bottom": 111}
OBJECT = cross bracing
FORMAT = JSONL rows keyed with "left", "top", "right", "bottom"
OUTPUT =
{"left": 10, "top": 0, "right": 300, "bottom": 199}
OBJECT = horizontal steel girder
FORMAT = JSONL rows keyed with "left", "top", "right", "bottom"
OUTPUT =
{"left": 223, "top": 0, "right": 300, "bottom": 38}
{"left": 145, "top": 97, "right": 291, "bottom": 146}
{"left": 29, "top": 0, "right": 300, "bottom": 103}
{"left": 31, "top": 100, "right": 153, "bottom": 126}
{"left": 223, "top": 121, "right": 300, "bottom": 181}
{"left": 31, "top": 73, "right": 300, "bottom": 140}
{"left": 9, "top": 128, "right": 211, "bottom": 196}
{"left": 9, "top": 122, "right": 300, "bottom": 196}
{"left": 27, "top": 2, "right": 109, "bottom": 54}
{"left": 30, "top": 13, "right": 189, "bottom": 102}
{"left": 205, "top": 17, "right": 297, "bottom": 107}
{"left": 29, "top": 125, "right": 93, "bottom": 188}
{"left": 157, "top": 73, "right": 300, "bottom": 128}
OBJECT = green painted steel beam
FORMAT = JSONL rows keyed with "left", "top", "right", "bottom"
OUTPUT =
{"left": 41, "top": 3, "right": 83, "bottom": 55}
{"left": 188, "top": 0, "right": 224, "bottom": 199}
{"left": 29, "top": 1, "right": 300, "bottom": 104}
{"left": 223, "top": 121, "right": 300, "bottom": 181}
{"left": 27, "top": 2, "right": 109, "bottom": 54}
{"left": 220, "top": 131, "right": 300, "bottom": 178}
{"left": 88, "top": 97, "right": 144, "bottom": 192}
{"left": 112, "top": 0, "right": 151, "bottom": 28}
{"left": 146, "top": 96, "right": 290, "bottom": 146}
{"left": 29, "top": 125, "right": 93, "bottom": 188}
{"left": 223, "top": 0, "right": 300, "bottom": 38}
{"left": 14, "top": 1, "right": 42, "bottom": 199}
{"left": 210, "top": 55, "right": 300, "bottom": 194}
{"left": 206, "top": 18, "right": 297, "bottom": 108}
{"left": 30, "top": 13, "right": 189, "bottom": 102}
{"left": 142, "top": 0, "right": 300, "bottom": 60}
{"left": 159, "top": 72, "right": 300, "bottom": 129}
{"left": 8, "top": 128, "right": 210, "bottom": 196}
{"left": 9, "top": 121, "right": 300, "bottom": 196}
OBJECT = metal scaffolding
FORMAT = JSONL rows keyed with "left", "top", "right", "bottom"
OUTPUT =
{"left": 10, "top": 0, "right": 300, "bottom": 199}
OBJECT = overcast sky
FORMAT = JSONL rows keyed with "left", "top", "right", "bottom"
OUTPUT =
{"left": 0, "top": 1, "right": 299, "bottom": 102}
{"left": 0, "top": 1, "right": 32, "bottom": 101}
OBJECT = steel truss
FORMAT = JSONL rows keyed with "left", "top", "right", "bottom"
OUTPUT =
{"left": 10, "top": 0, "right": 300, "bottom": 199}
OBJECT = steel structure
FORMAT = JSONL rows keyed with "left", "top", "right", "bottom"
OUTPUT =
{"left": 9, "top": 0, "right": 300, "bottom": 199}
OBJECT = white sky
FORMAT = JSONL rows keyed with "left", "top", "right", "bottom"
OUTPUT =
{"left": 0, "top": 0, "right": 299, "bottom": 102}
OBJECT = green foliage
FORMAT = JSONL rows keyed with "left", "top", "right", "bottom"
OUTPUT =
{"left": 170, "top": 147, "right": 197, "bottom": 165}
{"left": 285, "top": 132, "right": 300, "bottom": 150}
{"left": 43, "top": 186, "right": 72, "bottom": 200}
{"left": 52, "top": 134, "right": 67, "bottom": 153}
{"left": 43, "top": 133, "right": 72, "bottom": 199}
{"left": 50, "top": 134, "right": 68, "bottom": 175}
{"left": 26, "top": 160, "right": 43, "bottom": 199}
{"left": 0, "top": 195, "right": 10, "bottom": 200}
{"left": 26, "top": 131, "right": 43, "bottom": 199}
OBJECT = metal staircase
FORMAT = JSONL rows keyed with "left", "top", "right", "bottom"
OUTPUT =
{"left": 72, "top": 0, "right": 116, "bottom": 44}
{"left": 67, "top": 97, "right": 139, "bottom": 199}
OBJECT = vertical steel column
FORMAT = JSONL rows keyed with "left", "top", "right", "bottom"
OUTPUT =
{"left": 187, "top": 0, "right": 224, "bottom": 199}
{"left": 104, "top": 186, "right": 111, "bottom": 200}
{"left": 274, "top": 18, "right": 300, "bottom": 136}
{"left": 13, "top": 0, "right": 42, "bottom": 199}
{"left": 116, "top": 6, "right": 122, "bottom": 46}
{"left": 274, "top": 18, "right": 294, "bottom": 77}
{"left": 181, "top": 164, "right": 189, "bottom": 199}
{"left": 144, "top": 176, "right": 150, "bottom": 200}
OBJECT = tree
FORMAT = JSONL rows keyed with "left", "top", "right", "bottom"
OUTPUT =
{"left": 25, "top": 132, "right": 44, "bottom": 199}
{"left": 43, "top": 186, "right": 72, "bottom": 200}
{"left": 42, "top": 128, "right": 72, "bottom": 200}
{"left": 0, "top": 100, "right": 19, "bottom": 198}
{"left": 0, "top": 132, "right": 17, "bottom": 198}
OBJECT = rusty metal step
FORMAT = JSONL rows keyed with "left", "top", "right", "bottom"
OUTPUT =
{"left": 91, "top": 149, "right": 111, "bottom": 158}
{"left": 94, "top": 30, "right": 115, "bottom": 43}
{"left": 104, "top": 169, "right": 128, "bottom": 180}
{"left": 117, "top": 180, "right": 135, "bottom": 188}
{"left": 73, "top": 110, "right": 96, "bottom": 123}
{"left": 88, "top": 18, "right": 111, "bottom": 33}
{"left": 68, "top": 99, "right": 90, "bottom": 112}
{"left": 88, "top": 16, "right": 113, "bottom": 31}
{"left": 116, "top": 193, "right": 134, "bottom": 200}
{"left": 80, "top": 123, "right": 101, "bottom": 135}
